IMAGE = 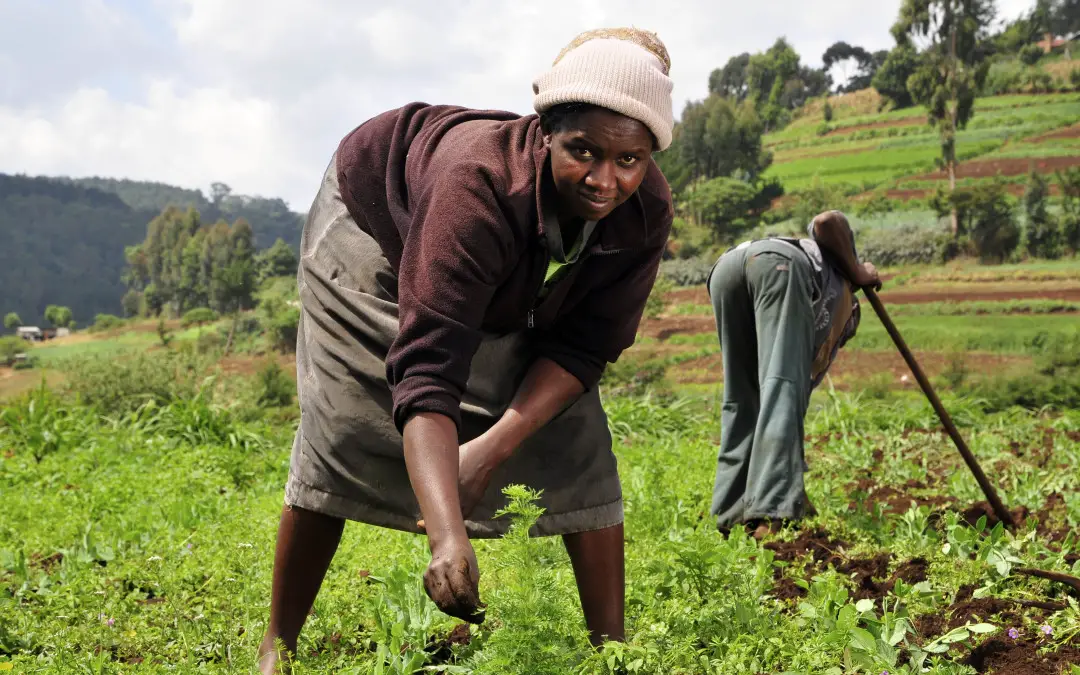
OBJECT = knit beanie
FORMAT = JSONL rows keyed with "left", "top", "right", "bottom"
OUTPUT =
{"left": 532, "top": 28, "right": 674, "bottom": 151}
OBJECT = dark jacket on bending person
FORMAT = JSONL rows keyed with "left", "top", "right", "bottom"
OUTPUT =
{"left": 335, "top": 102, "right": 674, "bottom": 431}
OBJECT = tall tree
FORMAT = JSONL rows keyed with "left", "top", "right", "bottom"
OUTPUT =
{"left": 873, "top": 43, "right": 921, "bottom": 108}
{"left": 709, "top": 53, "right": 752, "bottom": 100}
{"left": 256, "top": 238, "right": 299, "bottom": 283}
{"left": 4, "top": 312, "right": 21, "bottom": 330}
{"left": 659, "top": 95, "right": 773, "bottom": 193}
{"left": 894, "top": 0, "right": 996, "bottom": 236}
{"left": 44, "top": 305, "right": 74, "bottom": 329}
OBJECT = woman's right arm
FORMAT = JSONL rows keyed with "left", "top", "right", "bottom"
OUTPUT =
{"left": 403, "top": 412, "right": 485, "bottom": 623}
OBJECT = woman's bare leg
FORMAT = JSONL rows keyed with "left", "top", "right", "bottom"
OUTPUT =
{"left": 257, "top": 505, "right": 345, "bottom": 674}
{"left": 562, "top": 524, "right": 625, "bottom": 646}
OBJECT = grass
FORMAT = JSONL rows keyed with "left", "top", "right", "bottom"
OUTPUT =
{"left": 3, "top": 378, "right": 1080, "bottom": 673}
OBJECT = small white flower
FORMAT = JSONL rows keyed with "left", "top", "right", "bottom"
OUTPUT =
{"left": 147, "top": 555, "right": 163, "bottom": 563}
{"left": 237, "top": 543, "right": 253, "bottom": 549}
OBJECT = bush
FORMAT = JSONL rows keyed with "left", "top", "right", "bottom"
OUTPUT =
{"left": 1019, "top": 43, "right": 1044, "bottom": 66}
{"left": 962, "top": 344, "right": 1080, "bottom": 412}
{"left": 196, "top": 331, "right": 225, "bottom": 355}
{"left": 1071, "top": 69, "right": 1080, "bottom": 90}
{"left": 1058, "top": 167, "right": 1080, "bottom": 252}
{"left": 1023, "top": 169, "right": 1063, "bottom": 259}
{"left": 855, "top": 192, "right": 898, "bottom": 217}
{"left": 181, "top": 307, "right": 218, "bottom": 327}
{"left": 89, "top": 314, "right": 125, "bottom": 333}
{"left": 965, "top": 182, "right": 1020, "bottom": 263}
{"left": 644, "top": 275, "right": 675, "bottom": 320}
{"left": 61, "top": 347, "right": 214, "bottom": 414}
{"left": 823, "top": 99, "right": 833, "bottom": 122}
{"left": 856, "top": 225, "right": 955, "bottom": 266}
{"left": 256, "top": 360, "right": 295, "bottom": 408}
{"left": 659, "top": 257, "right": 716, "bottom": 287}
{"left": 790, "top": 177, "right": 853, "bottom": 228}
{"left": 0, "top": 335, "right": 25, "bottom": 366}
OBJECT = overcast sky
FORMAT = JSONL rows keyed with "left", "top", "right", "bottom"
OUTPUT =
{"left": 0, "top": 0, "right": 1034, "bottom": 210}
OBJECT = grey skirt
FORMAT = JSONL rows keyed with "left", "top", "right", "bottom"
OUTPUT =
{"left": 283, "top": 155, "right": 623, "bottom": 538}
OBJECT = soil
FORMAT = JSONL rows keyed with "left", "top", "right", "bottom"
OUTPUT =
{"left": 427, "top": 623, "right": 472, "bottom": 663}
{"left": 911, "top": 155, "right": 1080, "bottom": 181}
{"left": 848, "top": 478, "right": 957, "bottom": 516}
{"left": 1028, "top": 123, "right": 1080, "bottom": 142}
{"left": 764, "top": 528, "right": 849, "bottom": 567}
{"left": 965, "top": 636, "right": 1080, "bottom": 674}
{"left": 765, "top": 529, "right": 930, "bottom": 603}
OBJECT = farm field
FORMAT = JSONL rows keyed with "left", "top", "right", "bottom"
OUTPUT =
{"left": 3, "top": 258, "right": 1080, "bottom": 674}
{"left": 763, "top": 91, "right": 1080, "bottom": 198}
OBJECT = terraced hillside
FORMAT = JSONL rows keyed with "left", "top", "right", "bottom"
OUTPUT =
{"left": 765, "top": 89, "right": 1080, "bottom": 200}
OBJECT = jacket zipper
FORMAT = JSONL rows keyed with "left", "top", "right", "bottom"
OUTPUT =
{"left": 526, "top": 244, "right": 630, "bottom": 328}
{"left": 528, "top": 239, "right": 549, "bottom": 329}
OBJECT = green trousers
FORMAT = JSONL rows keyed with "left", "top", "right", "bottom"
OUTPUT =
{"left": 706, "top": 239, "right": 816, "bottom": 528}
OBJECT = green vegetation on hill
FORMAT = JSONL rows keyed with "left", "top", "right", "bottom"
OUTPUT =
{"left": 0, "top": 174, "right": 304, "bottom": 328}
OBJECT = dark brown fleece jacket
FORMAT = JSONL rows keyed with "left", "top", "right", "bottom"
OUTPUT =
{"left": 335, "top": 102, "right": 673, "bottom": 432}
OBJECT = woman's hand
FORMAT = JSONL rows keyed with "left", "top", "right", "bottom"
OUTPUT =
{"left": 457, "top": 435, "right": 503, "bottom": 520}
{"left": 424, "top": 534, "right": 485, "bottom": 623}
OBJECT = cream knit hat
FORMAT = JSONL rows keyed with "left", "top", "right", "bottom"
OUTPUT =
{"left": 532, "top": 28, "right": 674, "bottom": 151}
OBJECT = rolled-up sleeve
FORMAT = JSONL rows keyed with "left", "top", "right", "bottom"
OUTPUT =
{"left": 387, "top": 165, "right": 516, "bottom": 432}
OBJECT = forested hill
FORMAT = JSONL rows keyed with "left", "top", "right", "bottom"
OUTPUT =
{"left": 0, "top": 174, "right": 305, "bottom": 326}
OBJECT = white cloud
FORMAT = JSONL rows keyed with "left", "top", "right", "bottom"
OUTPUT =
{"left": 0, "top": 0, "right": 1045, "bottom": 210}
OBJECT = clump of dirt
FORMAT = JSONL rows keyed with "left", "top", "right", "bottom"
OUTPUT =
{"left": 965, "top": 636, "right": 1080, "bottom": 674}
{"left": 764, "top": 529, "right": 849, "bottom": 567}
{"left": 29, "top": 551, "right": 64, "bottom": 572}
{"left": 849, "top": 480, "right": 957, "bottom": 516}
{"left": 960, "top": 501, "right": 1033, "bottom": 530}
{"left": 427, "top": 624, "right": 472, "bottom": 663}
{"left": 771, "top": 576, "right": 808, "bottom": 601}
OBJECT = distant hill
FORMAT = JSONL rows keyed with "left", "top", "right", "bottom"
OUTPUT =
{"left": 0, "top": 174, "right": 305, "bottom": 327}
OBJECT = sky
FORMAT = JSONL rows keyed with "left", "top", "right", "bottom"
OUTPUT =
{"left": 0, "top": 0, "right": 1035, "bottom": 210}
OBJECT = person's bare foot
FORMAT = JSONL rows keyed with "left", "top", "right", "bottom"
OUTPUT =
{"left": 257, "top": 635, "right": 292, "bottom": 675}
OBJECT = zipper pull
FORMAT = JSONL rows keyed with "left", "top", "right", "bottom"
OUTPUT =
{"left": 528, "top": 310, "right": 534, "bottom": 328}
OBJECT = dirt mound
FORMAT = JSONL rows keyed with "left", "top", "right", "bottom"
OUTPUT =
{"left": 965, "top": 636, "right": 1080, "bottom": 674}
{"left": 961, "top": 501, "right": 1033, "bottom": 530}
{"left": 912, "top": 155, "right": 1080, "bottom": 181}
{"left": 764, "top": 529, "right": 849, "bottom": 566}
{"left": 427, "top": 624, "right": 472, "bottom": 663}
{"left": 848, "top": 478, "right": 957, "bottom": 516}
{"left": 1028, "top": 123, "right": 1080, "bottom": 142}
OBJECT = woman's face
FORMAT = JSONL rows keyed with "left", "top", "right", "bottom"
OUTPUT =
{"left": 544, "top": 107, "right": 654, "bottom": 222}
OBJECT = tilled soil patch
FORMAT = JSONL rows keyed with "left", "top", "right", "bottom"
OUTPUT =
{"left": 965, "top": 636, "right": 1080, "bottom": 674}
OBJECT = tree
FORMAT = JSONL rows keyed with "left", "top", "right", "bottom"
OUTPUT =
{"left": 680, "top": 176, "right": 763, "bottom": 243}
{"left": 709, "top": 53, "right": 752, "bottom": 100}
{"left": 256, "top": 238, "right": 299, "bottom": 283}
{"left": 1057, "top": 167, "right": 1080, "bottom": 252}
{"left": 1023, "top": 168, "right": 1062, "bottom": 258}
{"left": 894, "top": 0, "right": 996, "bottom": 237}
{"left": 873, "top": 43, "right": 921, "bottom": 108}
{"left": 210, "top": 182, "right": 232, "bottom": 206}
{"left": 44, "top": 305, "right": 74, "bottom": 329}
{"left": 823, "top": 42, "right": 887, "bottom": 92}
{"left": 4, "top": 312, "right": 21, "bottom": 330}
{"left": 658, "top": 95, "right": 773, "bottom": 193}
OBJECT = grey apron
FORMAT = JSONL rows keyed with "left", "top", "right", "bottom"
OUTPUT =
{"left": 283, "top": 154, "right": 623, "bottom": 538}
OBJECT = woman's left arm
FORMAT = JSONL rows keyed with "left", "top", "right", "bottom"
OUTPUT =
{"left": 455, "top": 357, "right": 584, "bottom": 518}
